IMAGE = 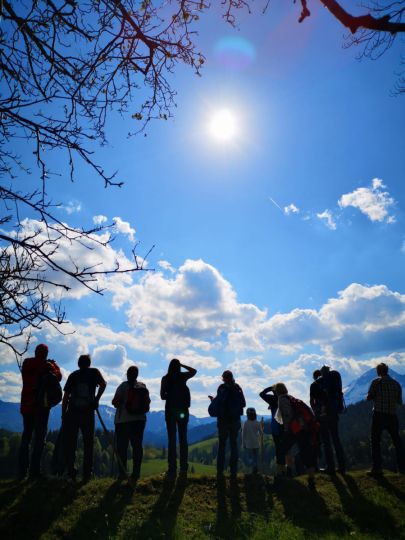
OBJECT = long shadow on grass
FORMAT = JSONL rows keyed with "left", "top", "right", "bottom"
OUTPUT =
{"left": 332, "top": 474, "right": 401, "bottom": 537}
{"left": 65, "top": 481, "right": 134, "bottom": 539}
{"left": 243, "top": 474, "right": 272, "bottom": 517}
{"left": 133, "top": 477, "right": 187, "bottom": 539}
{"left": 214, "top": 477, "right": 251, "bottom": 539}
{"left": 276, "top": 477, "right": 347, "bottom": 536}
{"left": 0, "top": 478, "right": 78, "bottom": 540}
{"left": 375, "top": 474, "right": 405, "bottom": 502}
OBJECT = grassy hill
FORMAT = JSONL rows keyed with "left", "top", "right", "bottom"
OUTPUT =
{"left": 1, "top": 471, "right": 404, "bottom": 539}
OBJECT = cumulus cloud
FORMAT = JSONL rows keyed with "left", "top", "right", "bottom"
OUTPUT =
{"left": 165, "top": 350, "right": 220, "bottom": 370}
{"left": 284, "top": 203, "right": 299, "bottom": 215}
{"left": 158, "top": 260, "right": 175, "bottom": 273}
{"left": 113, "top": 216, "right": 136, "bottom": 242}
{"left": 317, "top": 209, "right": 336, "bottom": 230}
{"left": 64, "top": 201, "right": 82, "bottom": 215}
{"left": 93, "top": 215, "right": 108, "bottom": 225}
{"left": 338, "top": 178, "right": 396, "bottom": 223}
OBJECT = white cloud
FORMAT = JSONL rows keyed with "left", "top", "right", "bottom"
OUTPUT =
{"left": 165, "top": 350, "right": 221, "bottom": 370}
{"left": 113, "top": 216, "right": 136, "bottom": 242}
{"left": 284, "top": 203, "right": 299, "bottom": 215}
{"left": 93, "top": 215, "right": 108, "bottom": 225}
{"left": 158, "top": 260, "right": 175, "bottom": 273}
{"left": 338, "top": 178, "right": 396, "bottom": 223}
{"left": 317, "top": 209, "right": 336, "bottom": 230}
{"left": 64, "top": 201, "right": 82, "bottom": 215}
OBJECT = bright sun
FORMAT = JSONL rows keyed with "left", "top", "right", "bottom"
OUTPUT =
{"left": 208, "top": 109, "right": 238, "bottom": 142}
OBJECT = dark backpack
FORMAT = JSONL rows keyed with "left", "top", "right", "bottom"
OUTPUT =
{"left": 318, "top": 371, "right": 346, "bottom": 414}
{"left": 125, "top": 383, "right": 151, "bottom": 415}
{"left": 209, "top": 384, "right": 244, "bottom": 418}
{"left": 37, "top": 363, "right": 62, "bottom": 408}
{"left": 287, "top": 395, "right": 318, "bottom": 435}
{"left": 71, "top": 378, "right": 93, "bottom": 411}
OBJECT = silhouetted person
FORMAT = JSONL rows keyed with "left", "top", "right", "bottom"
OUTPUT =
{"left": 160, "top": 358, "right": 197, "bottom": 478}
{"left": 62, "top": 354, "right": 106, "bottom": 481}
{"left": 259, "top": 385, "right": 292, "bottom": 477}
{"left": 112, "top": 365, "right": 150, "bottom": 485}
{"left": 367, "top": 363, "right": 405, "bottom": 475}
{"left": 310, "top": 365, "right": 346, "bottom": 474}
{"left": 19, "top": 344, "right": 62, "bottom": 479}
{"left": 209, "top": 370, "right": 246, "bottom": 478}
{"left": 274, "top": 382, "right": 317, "bottom": 490}
{"left": 242, "top": 407, "right": 262, "bottom": 473}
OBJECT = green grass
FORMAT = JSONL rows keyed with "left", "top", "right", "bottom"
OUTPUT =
{"left": 141, "top": 458, "right": 216, "bottom": 476}
{"left": 1, "top": 471, "right": 404, "bottom": 539}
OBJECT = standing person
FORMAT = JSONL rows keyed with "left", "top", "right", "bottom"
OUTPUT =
{"left": 19, "top": 344, "right": 62, "bottom": 480}
{"left": 367, "top": 363, "right": 405, "bottom": 475}
{"left": 112, "top": 365, "right": 150, "bottom": 486}
{"left": 259, "top": 385, "right": 292, "bottom": 477}
{"left": 310, "top": 365, "right": 346, "bottom": 474}
{"left": 62, "top": 354, "right": 106, "bottom": 482}
{"left": 274, "top": 382, "right": 318, "bottom": 490}
{"left": 242, "top": 407, "right": 262, "bottom": 474}
{"left": 208, "top": 370, "right": 246, "bottom": 479}
{"left": 160, "top": 358, "right": 197, "bottom": 479}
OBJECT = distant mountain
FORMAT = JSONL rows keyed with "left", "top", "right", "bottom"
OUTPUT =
{"left": 0, "top": 401, "right": 215, "bottom": 446}
{"left": 344, "top": 368, "right": 405, "bottom": 405}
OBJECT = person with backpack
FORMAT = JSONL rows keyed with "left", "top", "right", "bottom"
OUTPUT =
{"left": 274, "top": 382, "right": 318, "bottom": 490}
{"left": 208, "top": 370, "right": 246, "bottom": 478}
{"left": 310, "top": 365, "right": 346, "bottom": 474}
{"left": 259, "top": 385, "right": 293, "bottom": 477}
{"left": 19, "top": 343, "right": 62, "bottom": 480}
{"left": 112, "top": 365, "right": 150, "bottom": 485}
{"left": 160, "top": 358, "right": 197, "bottom": 479}
{"left": 62, "top": 354, "right": 106, "bottom": 482}
{"left": 367, "top": 363, "right": 405, "bottom": 475}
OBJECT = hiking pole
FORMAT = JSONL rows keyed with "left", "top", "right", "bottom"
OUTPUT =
{"left": 96, "top": 408, "right": 128, "bottom": 480}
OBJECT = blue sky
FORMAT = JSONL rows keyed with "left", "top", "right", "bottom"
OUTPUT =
{"left": 2, "top": 2, "right": 405, "bottom": 416}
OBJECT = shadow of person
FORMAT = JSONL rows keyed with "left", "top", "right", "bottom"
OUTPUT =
{"left": 214, "top": 474, "right": 228, "bottom": 537}
{"left": 133, "top": 476, "right": 186, "bottom": 539}
{"left": 375, "top": 474, "right": 405, "bottom": 502}
{"left": 0, "top": 478, "right": 79, "bottom": 540}
{"left": 229, "top": 477, "right": 241, "bottom": 519}
{"left": 243, "top": 473, "right": 272, "bottom": 517}
{"left": 332, "top": 474, "right": 401, "bottom": 537}
{"left": 66, "top": 480, "right": 134, "bottom": 539}
{"left": 276, "top": 477, "right": 346, "bottom": 536}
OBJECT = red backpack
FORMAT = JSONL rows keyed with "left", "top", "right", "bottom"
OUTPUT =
{"left": 125, "top": 383, "right": 151, "bottom": 415}
{"left": 287, "top": 395, "right": 319, "bottom": 435}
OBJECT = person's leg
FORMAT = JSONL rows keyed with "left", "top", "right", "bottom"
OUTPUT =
{"left": 296, "top": 431, "right": 316, "bottom": 489}
{"left": 229, "top": 420, "right": 241, "bottom": 476}
{"left": 130, "top": 420, "right": 146, "bottom": 479}
{"left": 371, "top": 412, "right": 384, "bottom": 472}
{"left": 115, "top": 422, "right": 129, "bottom": 478}
{"left": 385, "top": 414, "right": 405, "bottom": 472}
{"left": 81, "top": 412, "right": 95, "bottom": 480}
{"left": 63, "top": 413, "right": 79, "bottom": 478}
{"left": 273, "top": 433, "right": 286, "bottom": 476}
{"left": 18, "top": 414, "right": 34, "bottom": 478}
{"left": 217, "top": 419, "right": 228, "bottom": 474}
{"left": 320, "top": 416, "right": 335, "bottom": 471}
{"left": 329, "top": 414, "right": 346, "bottom": 472}
{"left": 30, "top": 408, "right": 50, "bottom": 477}
{"left": 178, "top": 412, "right": 189, "bottom": 473}
{"left": 165, "top": 411, "right": 177, "bottom": 474}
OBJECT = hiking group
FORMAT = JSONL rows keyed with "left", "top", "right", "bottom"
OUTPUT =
{"left": 18, "top": 344, "right": 404, "bottom": 489}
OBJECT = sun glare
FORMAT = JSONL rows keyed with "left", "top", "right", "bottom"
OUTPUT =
{"left": 208, "top": 109, "right": 238, "bottom": 142}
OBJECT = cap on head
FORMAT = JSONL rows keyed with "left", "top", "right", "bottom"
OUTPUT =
{"left": 78, "top": 354, "right": 91, "bottom": 369}
{"left": 222, "top": 370, "right": 234, "bottom": 383}
{"left": 35, "top": 344, "right": 48, "bottom": 360}
{"left": 127, "top": 365, "right": 139, "bottom": 381}
{"left": 376, "top": 363, "right": 388, "bottom": 376}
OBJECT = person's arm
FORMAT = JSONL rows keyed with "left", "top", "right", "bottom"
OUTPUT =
{"left": 367, "top": 380, "right": 377, "bottom": 401}
{"left": 278, "top": 395, "right": 294, "bottom": 429}
{"left": 49, "top": 360, "right": 62, "bottom": 382}
{"left": 61, "top": 391, "right": 69, "bottom": 417}
{"left": 181, "top": 363, "right": 197, "bottom": 380}
{"left": 160, "top": 376, "right": 168, "bottom": 400}
{"left": 112, "top": 383, "right": 123, "bottom": 408}
{"left": 94, "top": 370, "right": 106, "bottom": 407}
{"left": 240, "top": 387, "right": 246, "bottom": 408}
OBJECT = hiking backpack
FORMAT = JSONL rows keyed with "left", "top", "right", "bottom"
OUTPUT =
{"left": 125, "top": 384, "right": 151, "bottom": 415}
{"left": 37, "top": 362, "right": 62, "bottom": 408}
{"left": 318, "top": 371, "right": 346, "bottom": 414}
{"left": 71, "top": 379, "right": 94, "bottom": 411}
{"left": 208, "top": 384, "right": 244, "bottom": 418}
{"left": 287, "top": 395, "right": 319, "bottom": 435}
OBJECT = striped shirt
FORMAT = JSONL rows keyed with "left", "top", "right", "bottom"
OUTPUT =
{"left": 368, "top": 375, "right": 402, "bottom": 415}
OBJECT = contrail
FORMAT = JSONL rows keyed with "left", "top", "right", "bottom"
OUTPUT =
{"left": 268, "top": 196, "right": 284, "bottom": 213}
